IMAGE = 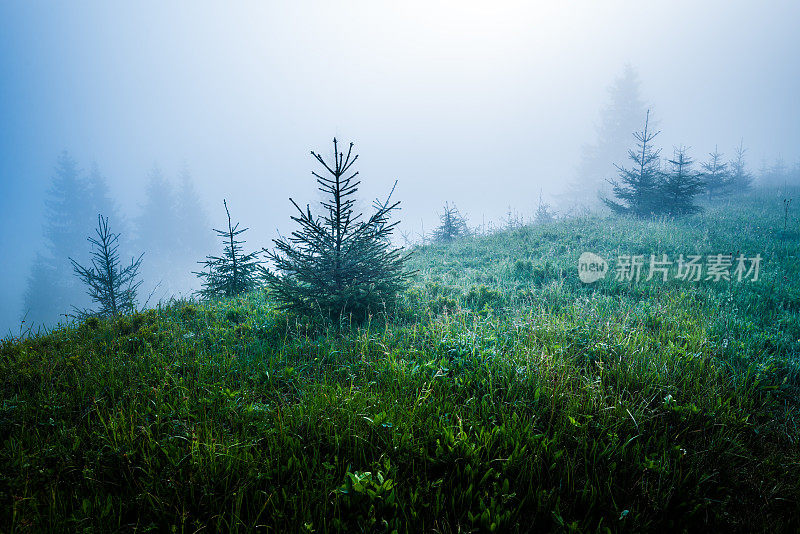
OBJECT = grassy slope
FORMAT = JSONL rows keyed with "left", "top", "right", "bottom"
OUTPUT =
{"left": 2, "top": 191, "right": 799, "bottom": 532}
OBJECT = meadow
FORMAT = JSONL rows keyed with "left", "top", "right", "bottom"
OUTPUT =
{"left": 2, "top": 190, "right": 799, "bottom": 532}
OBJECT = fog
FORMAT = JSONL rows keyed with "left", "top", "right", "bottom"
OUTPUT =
{"left": 2, "top": 1, "right": 799, "bottom": 333}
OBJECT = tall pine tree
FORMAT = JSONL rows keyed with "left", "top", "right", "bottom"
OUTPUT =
{"left": 173, "top": 167, "right": 214, "bottom": 296}
{"left": 135, "top": 166, "right": 181, "bottom": 301}
{"left": 176, "top": 167, "right": 214, "bottom": 257}
{"left": 23, "top": 152, "right": 97, "bottom": 328}
{"left": 569, "top": 64, "right": 649, "bottom": 206}
{"left": 88, "top": 163, "right": 124, "bottom": 230}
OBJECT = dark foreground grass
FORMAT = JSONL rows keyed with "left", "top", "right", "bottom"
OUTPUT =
{"left": 2, "top": 191, "right": 800, "bottom": 532}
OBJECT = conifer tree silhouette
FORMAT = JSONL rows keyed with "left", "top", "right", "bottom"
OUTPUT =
{"left": 264, "top": 138, "right": 409, "bottom": 318}
{"left": 195, "top": 200, "right": 261, "bottom": 299}
{"left": 603, "top": 110, "right": 664, "bottom": 217}
{"left": 70, "top": 215, "right": 143, "bottom": 317}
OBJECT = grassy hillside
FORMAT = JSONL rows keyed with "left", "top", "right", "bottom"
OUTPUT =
{"left": 2, "top": 191, "right": 799, "bottom": 532}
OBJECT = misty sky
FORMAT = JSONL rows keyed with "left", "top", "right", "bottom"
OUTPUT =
{"left": 1, "top": 1, "right": 799, "bottom": 334}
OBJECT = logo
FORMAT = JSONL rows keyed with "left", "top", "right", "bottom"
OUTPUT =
{"left": 577, "top": 251, "right": 761, "bottom": 284}
{"left": 578, "top": 252, "right": 608, "bottom": 283}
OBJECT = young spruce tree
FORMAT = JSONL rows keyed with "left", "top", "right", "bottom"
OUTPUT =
{"left": 70, "top": 215, "right": 144, "bottom": 318}
{"left": 534, "top": 190, "right": 555, "bottom": 224}
{"left": 264, "top": 138, "right": 409, "bottom": 318}
{"left": 727, "top": 140, "right": 754, "bottom": 194}
{"left": 433, "top": 202, "right": 469, "bottom": 242}
{"left": 662, "top": 146, "right": 704, "bottom": 215}
{"left": 701, "top": 146, "right": 731, "bottom": 200}
{"left": 602, "top": 110, "right": 663, "bottom": 217}
{"left": 195, "top": 200, "right": 261, "bottom": 299}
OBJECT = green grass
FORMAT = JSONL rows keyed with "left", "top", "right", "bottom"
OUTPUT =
{"left": 2, "top": 190, "right": 800, "bottom": 532}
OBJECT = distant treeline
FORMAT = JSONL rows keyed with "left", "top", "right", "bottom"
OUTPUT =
{"left": 22, "top": 128, "right": 799, "bottom": 330}
{"left": 22, "top": 152, "right": 213, "bottom": 329}
{"left": 569, "top": 65, "right": 800, "bottom": 211}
